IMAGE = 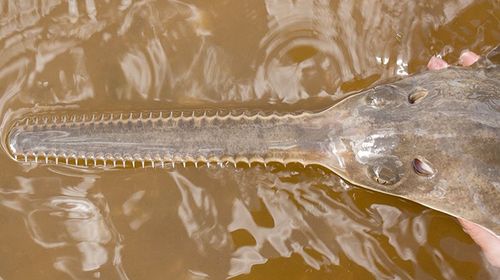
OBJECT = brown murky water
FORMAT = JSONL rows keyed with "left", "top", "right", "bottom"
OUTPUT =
{"left": 0, "top": 1, "right": 499, "bottom": 279}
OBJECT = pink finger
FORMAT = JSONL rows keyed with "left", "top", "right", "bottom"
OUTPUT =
{"left": 427, "top": 56, "right": 449, "bottom": 70}
{"left": 459, "top": 50, "right": 480, "bottom": 66}
{"left": 459, "top": 218, "right": 500, "bottom": 267}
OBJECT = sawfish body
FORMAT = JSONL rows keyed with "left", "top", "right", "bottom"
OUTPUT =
{"left": 5, "top": 65, "right": 500, "bottom": 234}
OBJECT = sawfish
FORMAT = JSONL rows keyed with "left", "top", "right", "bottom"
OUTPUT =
{"left": 4, "top": 64, "right": 500, "bottom": 234}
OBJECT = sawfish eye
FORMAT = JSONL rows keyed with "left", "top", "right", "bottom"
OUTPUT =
{"left": 365, "top": 89, "right": 388, "bottom": 108}
{"left": 365, "top": 86, "right": 399, "bottom": 109}
{"left": 367, "top": 158, "right": 404, "bottom": 187}
{"left": 365, "top": 93, "right": 387, "bottom": 108}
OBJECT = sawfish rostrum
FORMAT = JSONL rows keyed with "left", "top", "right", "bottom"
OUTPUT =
{"left": 5, "top": 66, "right": 500, "bottom": 234}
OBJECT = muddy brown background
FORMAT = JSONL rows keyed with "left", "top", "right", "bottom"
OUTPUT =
{"left": 0, "top": 0, "right": 499, "bottom": 279}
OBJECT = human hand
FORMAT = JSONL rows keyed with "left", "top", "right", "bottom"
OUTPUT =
{"left": 458, "top": 218, "right": 500, "bottom": 267}
{"left": 427, "top": 50, "right": 500, "bottom": 268}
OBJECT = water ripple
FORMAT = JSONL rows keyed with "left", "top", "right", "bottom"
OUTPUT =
{"left": 0, "top": 0, "right": 498, "bottom": 279}
{"left": 0, "top": 172, "right": 128, "bottom": 279}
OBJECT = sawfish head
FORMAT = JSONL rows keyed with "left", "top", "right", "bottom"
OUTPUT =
{"left": 321, "top": 65, "right": 500, "bottom": 233}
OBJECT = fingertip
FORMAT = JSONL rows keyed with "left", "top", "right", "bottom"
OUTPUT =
{"left": 459, "top": 50, "right": 480, "bottom": 66}
{"left": 427, "top": 56, "right": 449, "bottom": 70}
{"left": 458, "top": 219, "right": 500, "bottom": 267}
{"left": 459, "top": 218, "right": 481, "bottom": 236}
{"left": 460, "top": 218, "right": 493, "bottom": 238}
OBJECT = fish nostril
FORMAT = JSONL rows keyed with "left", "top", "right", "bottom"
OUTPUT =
{"left": 412, "top": 157, "right": 436, "bottom": 177}
{"left": 408, "top": 89, "right": 428, "bottom": 104}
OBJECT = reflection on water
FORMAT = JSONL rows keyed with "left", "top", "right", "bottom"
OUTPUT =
{"left": 0, "top": 0, "right": 499, "bottom": 279}
{"left": 0, "top": 168, "right": 127, "bottom": 279}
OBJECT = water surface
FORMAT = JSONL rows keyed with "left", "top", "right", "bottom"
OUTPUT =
{"left": 0, "top": 0, "right": 499, "bottom": 279}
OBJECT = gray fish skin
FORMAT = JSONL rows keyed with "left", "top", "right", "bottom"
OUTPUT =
{"left": 320, "top": 65, "right": 500, "bottom": 235}
{"left": 5, "top": 66, "right": 500, "bottom": 234}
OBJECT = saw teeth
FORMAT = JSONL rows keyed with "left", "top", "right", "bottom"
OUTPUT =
{"left": 10, "top": 151, "right": 301, "bottom": 170}
{"left": 11, "top": 109, "right": 307, "bottom": 128}
{"left": 7, "top": 109, "right": 313, "bottom": 169}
